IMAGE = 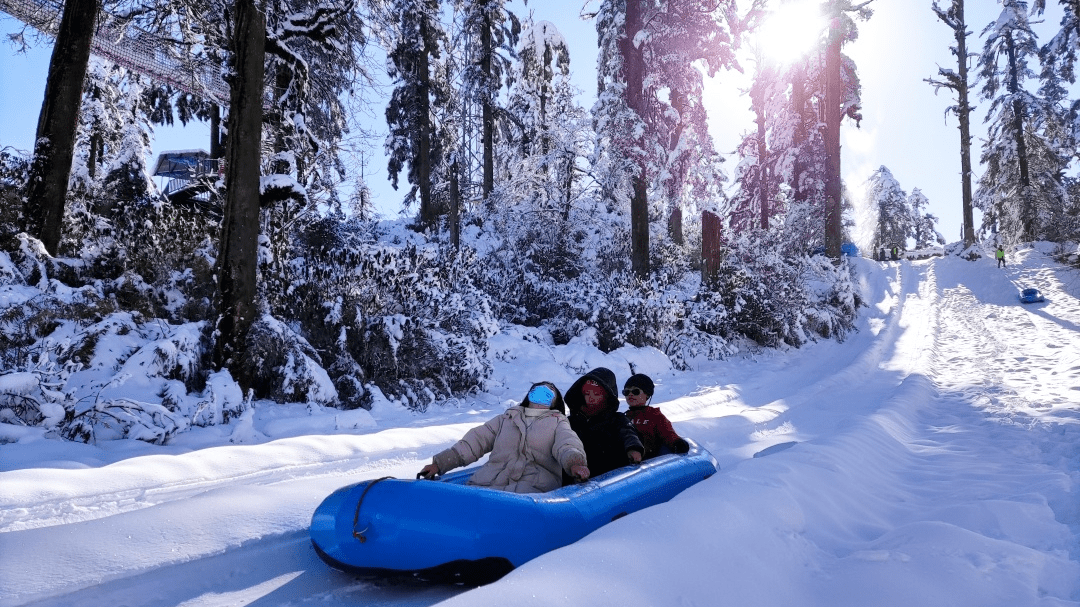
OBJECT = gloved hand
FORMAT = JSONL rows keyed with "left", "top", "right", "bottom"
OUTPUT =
{"left": 570, "top": 464, "right": 590, "bottom": 482}
{"left": 673, "top": 438, "right": 690, "bottom": 454}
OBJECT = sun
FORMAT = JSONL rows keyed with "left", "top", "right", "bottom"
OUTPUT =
{"left": 757, "top": 0, "right": 826, "bottom": 65}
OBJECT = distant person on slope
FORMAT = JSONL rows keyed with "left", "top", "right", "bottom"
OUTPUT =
{"left": 996, "top": 245, "right": 1006, "bottom": 268}
{"left": 622, "top": 374, "right": 690, "bottom": 459}
{"left": 564, "top": 367, "right": 644, "bottom": 478}
{"left": 418, "top": 382, "right": 590, "bottom": 493}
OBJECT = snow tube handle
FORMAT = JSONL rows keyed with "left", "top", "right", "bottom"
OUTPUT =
{"left": 352, "top": 476, "right": 394, "bottom": 543}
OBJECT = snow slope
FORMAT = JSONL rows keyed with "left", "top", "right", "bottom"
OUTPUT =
{"left": 1, "top": 243, "right": 1078, "bottom": 607}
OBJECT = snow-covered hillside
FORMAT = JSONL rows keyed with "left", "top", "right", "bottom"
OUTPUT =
{"left": 1, "top": 243, "right": 1078, "bottom": 607}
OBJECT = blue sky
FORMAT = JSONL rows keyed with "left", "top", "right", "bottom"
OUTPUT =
{"left": 2, "top": 1, "right": 1073, "bottom": 240}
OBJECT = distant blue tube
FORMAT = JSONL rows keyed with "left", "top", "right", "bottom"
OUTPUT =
{"left": 310, "top": 439, "right": 718, "bottom": 584}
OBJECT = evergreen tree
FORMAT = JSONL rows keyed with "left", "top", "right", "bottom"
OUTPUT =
{"left": 907, "top": 188, "right": 945, "bottom": 248}
{"left": 1034, "top": 0, "right": 1080, "bottom": 89}
{"left": 386, "top": 0, "right": 449, "bottom": 229}
{"left": 454, "top": 0, "right": 519, "bottom": 204}
{"left": 863, "top": 166, "right": 911, "bottom": 253}
{"left": 975, "top": 0, "right": 1068, "bottom": 243}
{"left": 503, "top": 18, "right": 589, "bottom": 219}
{"left": 733, "top": 0, "right": 864, "bottom": 254}
{"left": 592, "top": 0, "right": 740, "bottom": 277}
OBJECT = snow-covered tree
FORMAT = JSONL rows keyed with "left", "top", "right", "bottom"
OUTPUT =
{"left": 1034, "top": 0, "right": 1080, "bottom": 90}
{"left": 501, "top": 18, "right": 590, "bottom": 219}
{"left": 592, "top": 0, "right": 741, "bottom": 277}
{"left": 975, "top": 0, "right": 1069, "bottom": 243}
{"left": 386, "top": 0, "right": 449, "bottom": 228}
{"left": 908, "top": 188, "right": 945, "bottom": 248}
{"left": 821, "top": 0, "right": 869, "bottom": 258}
{"left": 863, "top": 166, "right": 911, "bottom": 253}
{"left": 23, "top": 0, "right": 101, "bottom": 256}
{"left": 453, "top": 0, "right": 519, "bottom": 203}
{"left": 927, "top": 0, "right": 977, "bottom": 248}
{"left": 731, "top": 0, "right": 865, "bottom": 256}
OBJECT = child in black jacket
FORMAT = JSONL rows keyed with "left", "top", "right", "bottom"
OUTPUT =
{"left": 564, "top": 367, "right": 644, "bottom": 478}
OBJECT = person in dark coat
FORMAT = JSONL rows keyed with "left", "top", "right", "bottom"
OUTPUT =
{"left": 564, "top": 367, "right": 644, "bottom": 478}
{"left": 622, "top": 373, "right": 690, "bottom": 459}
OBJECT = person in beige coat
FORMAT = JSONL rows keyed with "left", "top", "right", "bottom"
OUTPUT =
{"left": 417, "top": 382, "right": 590, "bottom": 493}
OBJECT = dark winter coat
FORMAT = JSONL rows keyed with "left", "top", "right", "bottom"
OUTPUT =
{"left": 564, "top": 367, "right": 644, "bottom": 477}
{"left": 625, "top": 405, "right": 690, "bottom": 459}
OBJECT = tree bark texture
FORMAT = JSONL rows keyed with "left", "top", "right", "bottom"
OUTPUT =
{"left": 823, "top": 16, "right": 843, "bottom": 259}
{"left": 751, "top": 78, "right": 769, "bottom": 230}
{"left": 701, "top": 210, "right": 723, "bottom": 286}
{"left": 210, "top": 104, "right": 224, "bottom": 160}
{"left": 213, "top": 0, "right": 265, "bottom": 389}
{"left": 954, "top": 0, "right": 976, "bottom": 248}
{"left": 622, "top": 0, "right": 650, "bottom": 277}
{"left": 791, "top": 61, "right": 809, "bottom": 205}
{"left": 417, "top": 17, "right": 435, "bottom": 228}
{"left": 450, "top": 159, "right": 460, "bottom": 250}
{"left": 24, "top": 0, "right": 100, "bottom": 255}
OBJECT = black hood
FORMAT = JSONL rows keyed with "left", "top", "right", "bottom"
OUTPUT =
{"left": 564, "top": 367, "right": 620, "bottom": 415}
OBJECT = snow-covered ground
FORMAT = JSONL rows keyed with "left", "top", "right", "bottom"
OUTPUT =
{"left": 1, "top": 243, "right": 1078, "bottom": 607}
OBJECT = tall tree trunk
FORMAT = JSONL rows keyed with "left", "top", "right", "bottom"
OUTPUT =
{"left": 668, "top": 206, "right": 683, "bottom": 246}
{"left": 668, "top": 89, "right": 688, "bottom": 243}
{"left": 480, "top": 0, "right": 494, "bottom": 202}
{"left": 212, "top": 0, "right": 265, "bottom": 390}
{"left": 1005, "top": 32, "right": 1033, "bottom": 240}
{"left": 623, "top": 0, "right": 649, "bottom": 277}
{"left": 417, "top": 17, "right": 435, "bottom": 228}
{"left": 954, "top": 0, "right": 976, "bottom": 248}
{"left": 750, "top": 77, "right": 769, "bottom": 230}
{"left": 87, "top": 133, "right": 101, "bottom": 180}
{"left": 791, "top": 61, "right": 809, "bottom": 204}
{"left": 210, "top": 104, "right": 224, "bottom": 160}
{"left": 823, "top": 15, "right": 843, "bottom": 259}
{"left": 449, "top": 158, "right": 460, "bottom": 250}
{"left": 562, "top": 150, "right": 574, "bottom": 221}
{"left": 24, "top": 0, "right": 100, "bottom": 255}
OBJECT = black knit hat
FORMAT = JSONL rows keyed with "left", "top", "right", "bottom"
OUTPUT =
{"left": 623, "top": 373, "right": 655, "bottom": 397}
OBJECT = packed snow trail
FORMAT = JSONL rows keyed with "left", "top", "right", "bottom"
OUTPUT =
{"left": 441, "top": 251, "right": 1080, "bottom": 607}
{"left": 1, "top": 249, "right": 1078, "bottom": 606}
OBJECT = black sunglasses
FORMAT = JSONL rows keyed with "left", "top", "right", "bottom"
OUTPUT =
{"left": 622, "top": 388, "right": 644, "bottom": 396}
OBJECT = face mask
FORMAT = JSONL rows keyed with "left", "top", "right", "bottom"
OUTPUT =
{"left": 528, "top": 385, "right": 556, "bottom": 408}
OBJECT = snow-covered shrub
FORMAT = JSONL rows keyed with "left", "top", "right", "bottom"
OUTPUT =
{"left": 704, "top": 229, "right": 859, "bottom": 348}
{"left": 0, "top": 363, "right": 77, "bottom": 429}
{"left": 237, "top": 315, "right": 338, "bottom": 406}
{"left": 187, "top": 370, "right": 248, "bottom": 427}
{"left": 62, "top": 397, "right": 187, "bottom": 444}
{"left": 801, "top": 256, "right": 860, "bottom": 340}
{"left": 269, "top": 218, "right": 496, "bottom": 411}
{"left": 60, "top": 191, "right": 219, "bottom": 324}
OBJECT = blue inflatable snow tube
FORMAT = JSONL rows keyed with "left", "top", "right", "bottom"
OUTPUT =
{"left": 310, "top": 438, "right": 718, "bottom": 584}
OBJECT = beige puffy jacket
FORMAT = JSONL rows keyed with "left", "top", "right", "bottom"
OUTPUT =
{"left": 432, "top": 406, "right": 587, "bottom": 493}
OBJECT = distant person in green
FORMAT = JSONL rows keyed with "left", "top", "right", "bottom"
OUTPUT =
{"left": 996, "top": 246, "right": 1006, "bottom": 268}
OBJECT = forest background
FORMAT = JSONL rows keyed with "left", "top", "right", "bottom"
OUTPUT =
{"left": 1, "top": 0, "right": 1079, "bottom": 445}
{"left": 4, "top": 0, "right": 1077, "bottom": 240}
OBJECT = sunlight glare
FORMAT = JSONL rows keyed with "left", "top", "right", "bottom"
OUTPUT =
{"left": 758, "top": 1, "right": 825, "bottom": 65}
